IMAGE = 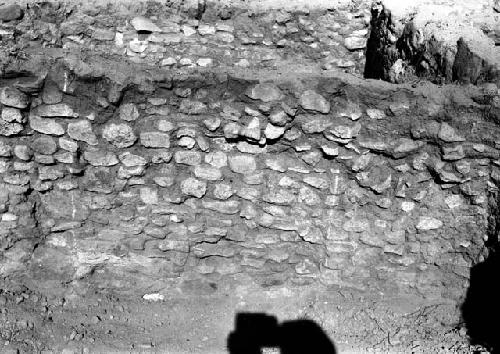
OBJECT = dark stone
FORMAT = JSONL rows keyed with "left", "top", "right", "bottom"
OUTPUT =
{"left": 0, "top": 4, "right": 23, "bottom": 22}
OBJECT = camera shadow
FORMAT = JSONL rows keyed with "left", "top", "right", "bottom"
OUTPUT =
{"left": 227, "top": 312, "right": 337, "bottom": 354}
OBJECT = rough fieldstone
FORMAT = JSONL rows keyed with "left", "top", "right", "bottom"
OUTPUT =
{"left": 129, "top": 38, "right": 148, "bottom": 53}
{"left": 203, "top": 117, "right": 221, "bottom": 131}
{"left": 246, "top": 83, "right": 283, "bottom": 102}
{"left": 357, "top": 165, "right": 393, "bottom": 194}
{"left": 391, "top": 138, "right": 424, "bottom": 158}
{"left": 0, "top": 121, "right": 23, "bottom": 136}
{"left": 202, "top": 199, "right": 240, "bottom": 214}
{"left": 442, "top": 145, "right": 465, "bottom": 161}
{"left": 264, "top": 123, "right": 285, "bottom": 140}
{"left": 194, "top": 164, "right": 222, "bottom": 180}
{"left": 445, "top": 194, "right": 462, "bottom": 209}
{"left": 36, "top": 104, "right": 77, "bottom": 118}
{"left": 343, "top": 218, "right": 370, "bottom": 232}
{"left": 83, "top": 149, "right": 119, "bottom": 166}
{"left": 131, "top": 16, "right": 161, "bottom": 32}
{"left": 31, "top": 136, "right": 57, "bottom": 155}
{"left": 158, "top": 120, "right": 175, "bottom": 132}
{"left": 119, "top": 152, "right": 147, "bottom": 167}
{"left": 0, "top": 4, "right": 23, "bottom": 21}
{"left": 140, "top": 132, "right": 170, "bottom": 148}
{"left": 0, "top": 87, "right": 28, "bottom": 109}
{"left": 416, "top": 216, "right": 443, "bottom": 231}
{"left": 181, "top": 177, "right": 207, "bottom": 198}
{"left": 0, "top": 140, "right": 12, "bottom": 157}
{"left": 68, "top": 120, "right": 98, "bottom": 145}
{"left": 179, "top": 100, "right": 207, "bottom": 115}
{"left": 366, "top": 108, "right": 385, "bottom": 119}
{"left": 303, "top": 176, "right": 329, "bottom": 189}
{"left": 229, "top": 154, "right": 256, "bottom": 174}
{"left": 205, "top": 151, "right": 227, "bottom": 168}
{"left": 29, "top": 115, "right": 65, "bottom": 136}
{"left": 213, "top": 183, "right": 233, "bottom": 200}
{"left": 298, "top": 186, "right": 321, "bottom": 205}
{"left": 59, "top": 137, "right": 78, "bottom": 152}
{"left": 240, "top": 117, "right": 261, "bottom": 141}
{"left": 327, "top": 123, "right": 361, "bottom": 141}
{"left": 1, "top": 107, "right": 23, "bottom": 123}
{"left": 344, "top": 37, "right": 367, "bottom": 50}
{"left": 119, "top": 103, "right": 140, "bottom": 121}
{"left": 102, "top": 123, "right": 137, "bottom": 148}
{"left": 263, "top": 188, "right": 295, "bottom": 205}
{"left": 299, "top": 90, "right": 330, "bottom": 114}
{"left": 42, "top": 81, "right": 63, "bottom": 104}
{"left": 38, "top": 166, "right": 64, "bottom": 181}
{"left": 174, "top": 151, "right": 202, "bottom": 166}
{"left": 140, "top": 187, "right": 159, "bottom": 204}
{"left": 13, "top": 145, "right": 30, "bottom": 160}
{"left": 438, "top": 123, "right": 465, "bottom": 142}
{"left": 301, "top": 117, "right": 332, "bottom": 133}
{"left": 223, "top": 122, "right": 241, "bottom": 139}
{"left": 269, "top": 110, "right": 290, "bottom": 127}
{"left": 321, "top": 144, "right": 339, "bottom": 156}
{"left": 178, "top": 136, "right": 196, "bottom": 149}
{"left": 54, "top": 151, "right": 73, "bottom": 164}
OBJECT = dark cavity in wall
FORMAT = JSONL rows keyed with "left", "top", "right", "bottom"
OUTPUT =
{"left": 461, "top": 182, "right": 500, "bottom": 353}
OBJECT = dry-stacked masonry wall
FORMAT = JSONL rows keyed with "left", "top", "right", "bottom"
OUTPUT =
{"left": 1, "top": 64, "right": 500, "bottom": 301}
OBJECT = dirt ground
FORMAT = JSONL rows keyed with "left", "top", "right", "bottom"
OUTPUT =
{"left": 0, "top": 277, "right": 489, "bottom": 353}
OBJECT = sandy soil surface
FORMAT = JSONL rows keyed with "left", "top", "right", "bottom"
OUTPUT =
{"left": 0, "top": 279, "right": 485, "bottom": 353}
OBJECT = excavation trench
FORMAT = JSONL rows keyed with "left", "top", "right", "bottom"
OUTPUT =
{"left": 1, "top": 1, "right": 500, "bottom": 352}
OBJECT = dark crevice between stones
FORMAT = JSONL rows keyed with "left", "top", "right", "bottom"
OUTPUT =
{"left": 461, "top": 180, "right": 500, "bottom": 353}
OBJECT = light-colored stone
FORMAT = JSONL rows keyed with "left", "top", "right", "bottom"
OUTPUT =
{"left": 445, "top": 194, "right": 462, "bottom": 209}
{"left": 213, "top": 183, "right": 233, "bottom": 200}
{"left": 59, "top": 137, "right": 78, "bottom": 152}
{"left": 438, "top": 123, "right": 465, "bottom": 142}
{"left": 29, "top": 115, "right": 65, "bottom": 136}
{"left": 344, "top": 36, "right": 367, "bottom": 50}
{"left": 201, "top": 199, "right": 240, "bottom": 214}
{"left": 140, "top": 187, "right": 159, "bottom": 204}
{"left": 140, "top": 132, "right": 170, "bottom": 148}
{"left": 84, "top": 149, "right": 119, "bottom": 166}
{"left": 205, "top": 151, "right": 227, "bottom": 168}
{"left": 119, "top": 103, "right": 140, "bottom": 121}
{"left": 246, "top": 83, "right": 282, "bottom": 102}
{"left": 67, "top": 120, "right": 98, "bottom": 145}
{"left": 119, "top": 152, "right": 147, "bottom": 167}
{"left": 131, "top": 16, "right": 161, "bottom": 32}
{"left": 229, "top": 154, "right": 256, "bottom": 174}
{"left": 299, "top": 90, "right": 330, "bottom": 114}
{"left": 102, "top": 123, "right": 137, "bottom": 148}
{"left": 194, "top": 164, "right": 222, "bottom": 180}
{"left": 0, "top": 87, "right": 28, "bottom": 109}
{"left": 174, "top": 151, "right": 202, "bottom": 166}
{"left": 36, "top": 103, "right": 77, "bottom": 118}
{"left": 181, "top": 177, "right": 207, "bottom": 198}
{"left": 240, "top": 117, "right": 261, "bottom": 141}
{"left": 416, "top": 216, "right": 443, "bottom": 231}
{"left": 1, "top": 107, "right": 23, "bottom": 123}
{"left": 264, "top": 123, "right": 285, "bottom": 140}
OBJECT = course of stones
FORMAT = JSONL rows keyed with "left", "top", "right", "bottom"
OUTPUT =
{"left": 1, "top": 1, "right": 500, "bottom": 352}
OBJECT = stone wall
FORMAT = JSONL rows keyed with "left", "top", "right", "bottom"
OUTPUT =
{"left": 1, "top": 61, "right": 499, "bottom": 301}
{"left": 1, "top": 1, "right": 500, "bottom": 305}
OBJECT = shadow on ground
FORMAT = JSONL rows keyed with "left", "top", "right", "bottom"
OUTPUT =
{"left": 462, "top": 249, "right": 500, "bottom": 353}
{"left": 227, "top": 312, "right": 336, "bottom": 354}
